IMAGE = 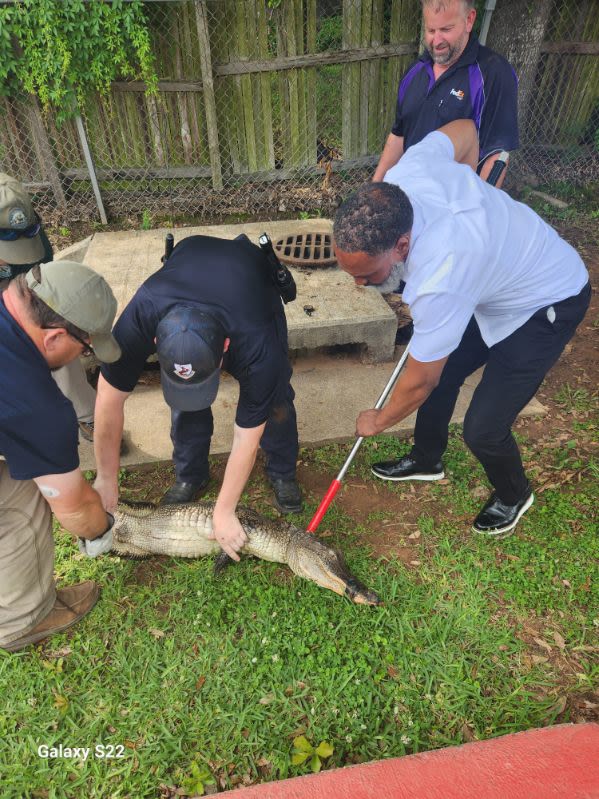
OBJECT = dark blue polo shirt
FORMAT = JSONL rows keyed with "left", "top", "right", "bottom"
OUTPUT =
{"left": 391, "top": 35, "right": 518, "bottom": 161}
{"left": 101, "top": 235, "right": 292, "bottom": 429}
{"left": 0, "top": 295, "right": 79, "bottom": 479}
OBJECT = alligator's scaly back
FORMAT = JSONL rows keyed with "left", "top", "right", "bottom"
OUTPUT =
{"left": 113, "top": 501, "right": 380, "bottom": 606}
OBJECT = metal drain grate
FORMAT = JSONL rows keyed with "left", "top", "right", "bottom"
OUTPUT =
{"left": 273, "top": 232, "right": 336, "bottom": 268}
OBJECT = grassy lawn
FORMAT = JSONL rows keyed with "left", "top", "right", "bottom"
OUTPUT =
{"left": 1, "top": 382, "right": 597, "bottom": 798}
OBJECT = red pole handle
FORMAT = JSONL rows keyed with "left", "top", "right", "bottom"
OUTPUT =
{"left": 306, "top": 479, "right": 342, "bottom": 533}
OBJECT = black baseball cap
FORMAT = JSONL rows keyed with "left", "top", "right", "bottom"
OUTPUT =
{"left": 156, "top": 307, "right": 226, "bottom": 412}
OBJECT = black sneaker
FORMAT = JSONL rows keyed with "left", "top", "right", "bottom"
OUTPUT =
{"left": 270, "top": 478, "right": 303, "bottom": 514}
{"left": 371, "top": 455, "right": 444, "bottom": 482}
{"left": 160, "top": 478, "right": 209, "bottom": 505}
{"left": 472, "top": 487, "right": 534, "bottom": 536}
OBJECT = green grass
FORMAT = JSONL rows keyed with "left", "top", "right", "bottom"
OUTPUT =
{"left": 1, "top": 391, "right": 597, "bottom": 798}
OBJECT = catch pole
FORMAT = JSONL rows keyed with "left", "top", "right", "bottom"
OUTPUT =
{"left": 306, "top": 343, "right": 411, "bottom": 533}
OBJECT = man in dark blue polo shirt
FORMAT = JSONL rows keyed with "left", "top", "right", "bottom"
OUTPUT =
{"left": 373, "top": 0, "right": 518, "bottom": 185}
{"left": 0, "top": 251, "right": 121, "bottom": 651}
{"left": 93, "top": 234, "right": 302, "bottom": 562}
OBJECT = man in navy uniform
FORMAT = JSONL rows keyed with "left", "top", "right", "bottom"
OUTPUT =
{"left": 334, "top": 120, "right": 590, "bottom": 536}
{"left": 93, "top": 234, "right": 302, "bottom": 561}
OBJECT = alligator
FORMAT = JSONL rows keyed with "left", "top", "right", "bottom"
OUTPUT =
{"left": 113, "top": 501, "right": 381, "bottom": 606}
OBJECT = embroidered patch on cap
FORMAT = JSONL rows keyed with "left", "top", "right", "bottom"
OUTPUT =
{"left": 173, "top": 363, "right": 195, "bottom": 380}
{"left": 8, "top": 207, "right": 28, "bottom": 228}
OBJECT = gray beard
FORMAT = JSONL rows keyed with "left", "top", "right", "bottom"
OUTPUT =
{"left": 373, "top": 261, "right": 405, "bottom": 294}
{"left": 425, "top": 33, "right": 468, "bottom": 66}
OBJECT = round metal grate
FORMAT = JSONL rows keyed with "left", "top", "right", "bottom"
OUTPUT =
{"left": 273, "top": 232, "right": 336, "bottom": 268}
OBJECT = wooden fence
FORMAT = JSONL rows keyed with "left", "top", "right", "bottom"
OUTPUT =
{"left": 0, "top": 0, "right": 597, "bottom": 220}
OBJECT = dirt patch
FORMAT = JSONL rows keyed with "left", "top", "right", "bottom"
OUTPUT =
{"left": 297, "top": 463, "right": 454, "bottom": 560}
{"left": 127, "top": 557, "right": 170, "bottom": 587}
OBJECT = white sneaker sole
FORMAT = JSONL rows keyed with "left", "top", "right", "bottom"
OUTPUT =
{"left": 371, "top": 468, "right": 445, "bottom": 482}
{"left": 473, "top": 492, "right": 535, "bottom": 536}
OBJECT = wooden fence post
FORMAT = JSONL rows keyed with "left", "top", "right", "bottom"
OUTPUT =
{"left": 193, "top": 0, "right": 223, "bottom": 189}
{"left": 25, "top": 99, "right": 67, "bottom": 210}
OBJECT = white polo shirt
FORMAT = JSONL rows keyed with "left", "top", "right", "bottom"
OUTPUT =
{"left": 383, "top": 132, "right": 589, "bottom": 362}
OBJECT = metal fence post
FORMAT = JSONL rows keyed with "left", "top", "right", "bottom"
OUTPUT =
{"left": 478, "top": 0, "right": 497, "bottom": 46}
{"left": 75, "top": 113, "right": 108, "bottom": 225}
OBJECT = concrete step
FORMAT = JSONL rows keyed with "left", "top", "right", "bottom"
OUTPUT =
{"left": 78, "top": 351, "right": 546, "bottom": 471}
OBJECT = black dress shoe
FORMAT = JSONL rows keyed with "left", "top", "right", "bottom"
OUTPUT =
{"left": 160, "top": 478, "right": 209, "bottom": 505}
{"left": 270, "top": 478, "right": 303, "bottom": 514}
{"left": 371, "top": 455, "right": 444, "bottom": 482}
{"left": 472, "top": 486, "right": 534, "bottom": 536}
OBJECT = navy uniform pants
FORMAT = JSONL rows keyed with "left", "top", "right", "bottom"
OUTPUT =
{"left": 170, "top": 381, "right": 299, "bottom": 486}
{"left": 410, "top": 282, "right": 591, "bottom": 504}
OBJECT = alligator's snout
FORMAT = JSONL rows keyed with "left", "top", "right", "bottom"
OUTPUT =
{"left": 290, "top": 541, "right": 380, "bottom": 606}
{"left": 344, "top": 577, "right": 381, "bottom": 606}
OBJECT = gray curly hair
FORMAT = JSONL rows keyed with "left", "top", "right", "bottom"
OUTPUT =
{"left": 333, "top": 183, "right": 414, "bottom": 256}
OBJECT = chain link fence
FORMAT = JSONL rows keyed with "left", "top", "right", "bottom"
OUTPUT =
{"left": 0, "top": 0, "right": 597, "bottom": 225}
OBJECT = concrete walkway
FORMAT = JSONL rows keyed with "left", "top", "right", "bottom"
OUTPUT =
{"left": 56, "top": 223, "right": 546, "bottom": 473}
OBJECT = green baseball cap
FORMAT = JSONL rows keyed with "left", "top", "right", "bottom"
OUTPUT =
{"left": 0, "top": 172, "right": 45, "bottom": 265}
{"left": 26, "top": 261, "right": 122, "bottom": 363}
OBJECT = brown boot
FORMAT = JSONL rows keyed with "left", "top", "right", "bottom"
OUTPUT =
{"left": 1, "top": 581, "right": 100, "bottom": 652}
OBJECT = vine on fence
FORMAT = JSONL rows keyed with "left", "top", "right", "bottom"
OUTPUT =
{"left": 0, "top": 0, "right": 157, "bottom": 121}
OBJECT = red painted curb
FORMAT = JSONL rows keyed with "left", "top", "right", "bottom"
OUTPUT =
{"left": 222, "top": 723, "right": 599, "bottom": 798}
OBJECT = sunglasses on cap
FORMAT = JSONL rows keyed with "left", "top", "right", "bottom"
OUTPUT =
{"left": 0, "top": 221, "right": 42, "bottom": 241}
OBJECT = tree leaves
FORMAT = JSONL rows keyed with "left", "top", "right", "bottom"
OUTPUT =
{"left": 0, "top": 0, "right": 157, "bottom": 120}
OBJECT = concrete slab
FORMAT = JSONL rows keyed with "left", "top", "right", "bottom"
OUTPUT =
{"left": 55, "top": 235, "right": 93, "bottom": 264}
{"left": 78, "top": 350, "right": 546, "bottom": 472}
{"left": 83, "top": 220, "right": 397, "bottom": 363}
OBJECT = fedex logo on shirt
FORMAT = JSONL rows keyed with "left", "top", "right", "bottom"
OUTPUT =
{"left": 450, "top": 88, "right": 465, "bottom": 100}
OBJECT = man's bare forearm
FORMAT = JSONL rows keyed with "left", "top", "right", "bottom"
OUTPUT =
{"left": 34, "top": 471, "right": 111, "bottom": 539}
{"left": 356, "top": 355, "right": 447, "bottom": 437}
{"left": 55, "top": 491, "right": 112, "bottom": 540}
{"left": 94, "top": 375, "right": 127, "bottom": 481}
{"left": 214, "top": 424, "right": 264, "bottom": 517}
{"left": 437, "top": 120, "right": 479, "bottom": 171}
{"left": 372, "top": 133, "right": 404, "bottom": 182}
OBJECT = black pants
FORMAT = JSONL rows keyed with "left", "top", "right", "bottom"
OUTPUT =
{"left": 410, "top": 282, "right": 591, "bottom": 504}
{"left": 171, "top": 381, "right": 299, "bottom": 485}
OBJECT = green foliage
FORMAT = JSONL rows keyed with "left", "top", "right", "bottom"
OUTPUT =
{"left": 140, "top": 209, "right": 153, "bottom": 231}
{"left": 0, "top": 0, "right": 157, "bottom": 121}
{"left": 179, "top": 759, "right": 215, "bottom": 796}
{"left": 316, "top": 15, "right": 343, "bottom": 52}
{"left": 291, "top": 735, "right": 334, "bottom": 773}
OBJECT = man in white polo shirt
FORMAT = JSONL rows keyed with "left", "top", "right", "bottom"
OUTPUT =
{"left": 333, "top": 119, "right": 590, "bottom": 536}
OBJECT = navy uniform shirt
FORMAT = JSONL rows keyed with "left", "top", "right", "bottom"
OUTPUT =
{"left": 101, "top": 235, "right": 292, "bottom": 428}
{"left": 0, "top": 295, "right": 79, "bottom": 479}
{"left": 391, "top": 35, "right": 519, "bottom": 162}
